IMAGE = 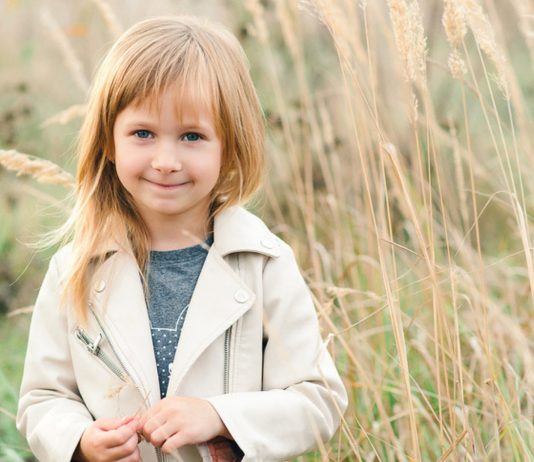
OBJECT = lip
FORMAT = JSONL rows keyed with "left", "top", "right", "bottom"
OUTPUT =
{"left": 145, "top": 179, "right": 190, "bottom": 189}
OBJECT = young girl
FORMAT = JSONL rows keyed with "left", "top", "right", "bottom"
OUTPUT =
{"left": 16, "top": 16, "right": 347, "bottom": 462}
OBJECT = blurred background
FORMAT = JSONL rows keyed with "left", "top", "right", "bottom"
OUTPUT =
{"left": 2, "top": 0, "right": 534, "bottom": 460}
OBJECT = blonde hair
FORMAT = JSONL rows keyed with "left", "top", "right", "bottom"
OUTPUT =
{"left": 58, "top": 16, "right": 264, "bottom": 323}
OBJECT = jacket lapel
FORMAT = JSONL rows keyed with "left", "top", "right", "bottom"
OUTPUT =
{"left": 90, "top": 252, "right": 161, "bottom": 408}
{"left": 86, "top": 206, "right": 275, "bottom": 405}
{"left": 166, "top": 246, "right": 255, "bottom": 394}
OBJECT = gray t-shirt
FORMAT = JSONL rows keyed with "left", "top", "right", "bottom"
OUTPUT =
{"left": 147, "top": 236, "right": 212, "bottom": 398}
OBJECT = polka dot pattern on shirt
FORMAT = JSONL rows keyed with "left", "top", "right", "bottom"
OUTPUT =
{"left": 147, "top": 236, "right": 212, "bottom": 398}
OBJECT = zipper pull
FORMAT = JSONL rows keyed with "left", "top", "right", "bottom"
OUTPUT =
{"left": 89, "top": 333, "right": 103, "bottom": 354}
{"left": 75, "top": 328, "right": 103, "bottom": 355}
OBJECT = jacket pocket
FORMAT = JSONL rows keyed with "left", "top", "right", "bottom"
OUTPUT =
{"left": 74, "top": 327, "right": 129, "bottom": 382}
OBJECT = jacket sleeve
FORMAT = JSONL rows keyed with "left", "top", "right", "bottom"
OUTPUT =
{"left": 207, "top": 242, "right": 348, "bottom": 461}
{"left": 16, "top": 253, "right": 93, "bottom": 462}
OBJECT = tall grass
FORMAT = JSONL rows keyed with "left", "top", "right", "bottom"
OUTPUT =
{"left": 1, "top": 0, "right": 534, "bottom": 460}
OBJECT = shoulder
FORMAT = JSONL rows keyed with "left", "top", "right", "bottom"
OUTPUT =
{"left": 213, "top": 206, "right": 291, "bottom": 259}
{"left": 46, "top": 242, "right": 117, "bottom": 281}
{"left": 47, "top": 243, "right": 75, "bottom": 273}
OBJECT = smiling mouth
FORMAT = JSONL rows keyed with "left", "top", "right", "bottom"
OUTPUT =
{"left": 146, "top": 179, "right": 190, "bottom": 189}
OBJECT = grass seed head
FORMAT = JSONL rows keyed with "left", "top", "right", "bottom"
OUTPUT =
{"left": 443, "top": 0, "right": 467, "bottom": 48}
{"left": 0, "top": 149, "right": 75, "bottom": 187}
{"left": 449, "top": 49, "right": 468, "bottom": 79}
{"left": 461, "top": 0, "right": 509, "bottom": 97}
{"left": 389, "top": 0, "right": 428, "bottom": 84}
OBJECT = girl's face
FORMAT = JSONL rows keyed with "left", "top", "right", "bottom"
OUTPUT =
{"left": 113, "top": 88, "right": 222, "bottom": 234}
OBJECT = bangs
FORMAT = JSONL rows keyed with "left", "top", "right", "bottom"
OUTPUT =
{"left": 106, "top": 25, "right": 222, "bottom": 134}
{"left": 138, "top": 70, "right": 220, "bottom": 134}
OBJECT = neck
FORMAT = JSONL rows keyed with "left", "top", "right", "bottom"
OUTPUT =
{"left": 145, "top": 208, "right": 212, "bottom": 251}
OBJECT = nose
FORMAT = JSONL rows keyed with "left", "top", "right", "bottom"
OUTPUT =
{"left": 151, "top": 143, "right": 182, "bottom": 173}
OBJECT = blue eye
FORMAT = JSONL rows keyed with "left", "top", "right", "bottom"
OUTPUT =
{"left": 135, "top": 130, "right": 153, "bottom": 139}
{"left": 183, "top": 132, "right": 201, "bottom": 142}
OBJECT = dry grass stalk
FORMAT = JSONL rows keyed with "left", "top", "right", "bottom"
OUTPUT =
{"left": 459, "top": 0, "right": 509, "bottom": 97}
{"left": 388, "top": 0, "right": 427, "bottom": 84}
{"left": 448, "top": 120, "right": 469, "bottom": 230}
{"left": 41, "top": 9, "right": 89, "bottom": 93}
{"left": 510, "top": 0, "right": 534, "bottom": 68}
{"left": 88, "top": 0, "right": 122, "bottom": 38}
{"left": 6, "top": 306, "right": 34, "bottom": 318}
{"left": 41, "top": 104, "right": 87, "bottom": 128}
{"left": 0, "top": 407, "right": 16, "bottom": 421}
{"left": 0, "top": 149, "right": 75, "bottom": 187}
{"left": 244, "top": 0, "right": 268, "bottom": 43}
{"left": 301, "top": 0, "right": 356, "bottom": 65}
{"left": 275, "top": 0, "right": 299, "bottom": 62}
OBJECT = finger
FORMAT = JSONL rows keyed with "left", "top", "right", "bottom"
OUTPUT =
{"left": 136, "top": 408, "right": 156, "bottom": 431}
{"left": 123, "top": 418, "right": 140, "bottom": 430}
{"left": 161, "top": 431, "right": 190, "bottom": 454}
{"left": 115, "top": 446, "right": 141, "bottom": 462}
{"left": 146, "top": 420, "right": 178, "bottom": 448}
{"left": 141, "top": 413, "right": 167, "bottom": 441}
{"left": 101, "top": 420, "right": 138, "bottom": 449}
{"left": 106, "top": 431, "right": 139, "bottom": 460}
{"left": 120, "top": 416, "right": 135, "bottom": 426}
{"left": 138, "top": 399, "right": 164, "bottom": 425}
{"left": 137, "top": 411, "right": 150, "bottom": 431}
{"left": 135, "top": 415, "right": 146, "bottom": 433}
{"left": 95, "top": 417, "right": 126, "bottom": 431}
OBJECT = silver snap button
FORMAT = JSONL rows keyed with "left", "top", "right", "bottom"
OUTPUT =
{"left": 260, "top": 238, "right": 274, "bottom": 249}
{"left": 234, "top": 289, "right": 249, "bottom": 303}
{"left": 94, "top": 280, "right": 106, "bottom": 293}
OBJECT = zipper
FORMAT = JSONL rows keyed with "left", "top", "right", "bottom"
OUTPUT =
{"left": 89, "top": 306, "right": 139, "bottom": 386}
{"left": 75, "top": 306, "right": 149, "bottom": 405}
{"left": 76, "top": 323, "right": 165, "bottom": 460}
{"left": 75, "top": 327, "right": 128, "bottom": 382}
{"left": 86, "top": 308, "right": 162, "bottom": 460}
{"left": 224, "top": 254, "right": 240, "bottom": 395}
{"left": 223, "top": 325, "right": 233, "bottom": 394}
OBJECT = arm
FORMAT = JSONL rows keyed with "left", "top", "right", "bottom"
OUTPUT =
{"left": 207, "top": 243, "right": 348, "bottom": 461}
{"left": 16, "top": 253, "right": 94, "bottom": 462}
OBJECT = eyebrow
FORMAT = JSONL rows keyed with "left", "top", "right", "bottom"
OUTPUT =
{"left": 122, "top": 119, "right": 212, "bottom": 131}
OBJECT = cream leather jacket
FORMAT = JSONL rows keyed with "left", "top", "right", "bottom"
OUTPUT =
{"left": 17, "top": 207, "right": 348, "bottom": 462}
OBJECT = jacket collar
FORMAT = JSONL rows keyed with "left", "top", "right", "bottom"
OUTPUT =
{"left": 213, "top": 206, "right": 280, "bottom": 258}
{"left": 96, "top": 206, "right": 280, "bottom": 259}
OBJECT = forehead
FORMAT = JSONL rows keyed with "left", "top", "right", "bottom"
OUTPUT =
{"left": 128, "top": 81, "right": 217, "bottom": 124}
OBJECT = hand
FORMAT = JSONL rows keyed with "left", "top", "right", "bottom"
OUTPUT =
{"left": 137, "top": 396, "right": 232, "bottom": 454}
{"left": 74, "top": 416, "right": 141, "bottom": 462}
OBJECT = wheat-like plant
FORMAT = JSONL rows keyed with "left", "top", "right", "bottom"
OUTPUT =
{"left": 0, "top": 149, "right": 75, "bottom": 187}
{"left": 41, "top": 9, "right": 89, "bottom": 93}
{"left": 388, "top": 0, "right": 427, "bottom": 84}
{"left": 87, "top": 0, "right": 123, "bottom": 39}
{"left": 40, "top": 104, "right": 87, "bottom": 128}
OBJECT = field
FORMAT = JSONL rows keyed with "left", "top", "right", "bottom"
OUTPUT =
{"left": 1, "top": 0, "right": 534, "bottom": 460}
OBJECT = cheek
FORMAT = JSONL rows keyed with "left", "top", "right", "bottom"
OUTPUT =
{"left": 114, "top": 143, "right": 144, "bottom": 179}
{"left": 114, "top": 156, "right": 141, "bottom": 191}
{"left": 206, "top": 158, "right": 222, "bottom": 185}
{"left": 190, "top": 149, "right": 222, "bottom": 182}
{"left": 209, "top": 144, "right": 223, "bottom": 177}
